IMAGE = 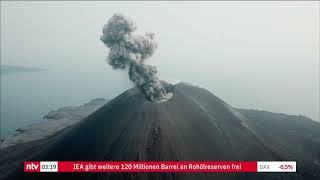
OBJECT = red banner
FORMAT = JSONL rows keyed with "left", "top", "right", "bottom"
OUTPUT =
{"left": 25, "top": 161, "right": 257, "bottom": 173}
{"left": 24, "top": 161, "right": 297, "bottom": 173}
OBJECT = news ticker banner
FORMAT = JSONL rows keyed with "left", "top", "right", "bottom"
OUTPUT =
{"left": 24, "top": 161, "right": 296, "bottom": 173}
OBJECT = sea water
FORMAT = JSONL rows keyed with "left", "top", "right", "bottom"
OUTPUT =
{"left": 0, "top": 69, "right": 130, "bottom": 138}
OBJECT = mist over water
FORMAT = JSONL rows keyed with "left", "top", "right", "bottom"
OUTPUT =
{"left": 1, "top": 2, "right": 319, "bottom": 138}
{"left": 0, "top": 69, "right": 131, "bottom": 138}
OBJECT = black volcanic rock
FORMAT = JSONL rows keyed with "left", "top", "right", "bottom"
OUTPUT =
{"left": 237, "top": 109, "right": 320, "bottom": 178}
{"left": 0, "top": 83, "right": 319, "bottom": 179}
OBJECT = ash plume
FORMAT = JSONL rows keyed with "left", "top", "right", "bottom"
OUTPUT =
{"left": 100, "top": 13, "right": 172, "bottom": 102}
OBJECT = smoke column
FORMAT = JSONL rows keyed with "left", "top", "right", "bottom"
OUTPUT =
{"left": 100, "top": 14, "right": 173, "bottom": 102}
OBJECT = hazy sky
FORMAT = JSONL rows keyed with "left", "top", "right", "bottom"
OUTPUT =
{"left": 1, "top": 1, "right": 319, "bottom": 120}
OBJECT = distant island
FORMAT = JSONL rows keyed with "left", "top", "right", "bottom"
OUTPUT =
{"left": 0, "top": 65, "right": 47, "bottom": 74}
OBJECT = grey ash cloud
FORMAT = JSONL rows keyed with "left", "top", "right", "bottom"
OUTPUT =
{"left": 100, "top": 13, "right": 172, "bottom": 102}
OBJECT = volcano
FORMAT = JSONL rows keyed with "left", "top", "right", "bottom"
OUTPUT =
{"left": 1, "top": 82, "right": 319, "bottom": 180}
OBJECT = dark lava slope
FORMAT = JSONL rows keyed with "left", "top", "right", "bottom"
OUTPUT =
{"left": 1, "top": 83, "right": 319, "bottom": 180}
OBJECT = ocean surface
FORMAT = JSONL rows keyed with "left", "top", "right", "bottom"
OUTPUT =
{"left": 0, "top": 69, "right": 130, "bottom": 138}
{"left": 1, "top": 68, "right": 318, "bottom": 139}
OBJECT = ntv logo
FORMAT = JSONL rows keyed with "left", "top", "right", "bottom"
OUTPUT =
{"left": 24, "top": 162, "right": 40, "bottom": 172}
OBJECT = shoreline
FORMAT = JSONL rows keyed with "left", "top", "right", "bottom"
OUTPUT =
{"left": 0, "top": 98, "right": 108, "bottom": 149}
